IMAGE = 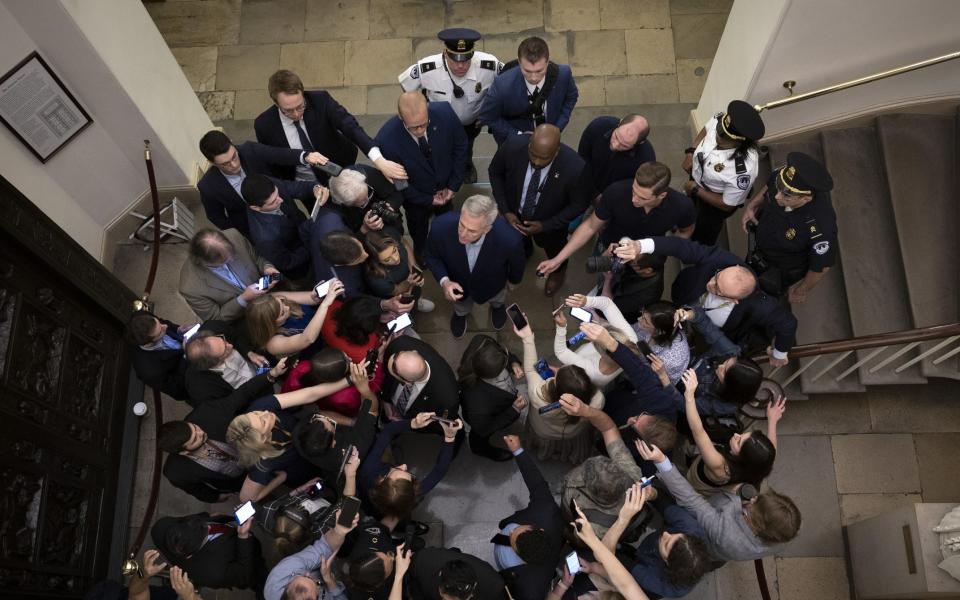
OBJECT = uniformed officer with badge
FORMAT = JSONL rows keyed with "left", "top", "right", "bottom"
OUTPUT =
{"left": 399, "top": 28, "right": 502, "bottom": 184}
{"left": 741, "top": 151, "right": 838, "bottom": 304}
{"left": 682, "top": 100, "right": 765, "bottom": 246}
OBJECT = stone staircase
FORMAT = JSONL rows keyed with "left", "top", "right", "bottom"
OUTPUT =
{"left": 724, "top": 107, "right": 960, "bottom": 397}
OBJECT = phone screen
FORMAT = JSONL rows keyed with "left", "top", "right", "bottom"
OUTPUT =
{"left": 258, "top": 276, "right": 271, "bottom": 290}
{"left": 387, "top": 312, "right": 412, "bottom": 333}
{"left": 565, "top": 551, "right": 581, "bottom": 575}
{"left": 569, "top": 307, "right": 593, "bottom": 322}
{"left": 337, "top": 496, "right": 361, "bottom": 527}
{"left": 637, "top": 340, "right": 653, "bottom": 356}
{"left": 314, "top": 279, "right": 331, "bottom": 297}
{"left": 506, "top": 303, "right": 527, "bottom": 329}
{"left": 429, "top": 415, "right": 456, "bottom": 426}
{"left": 182, "top": 323, "right": 201, "bottom": 342}
{"left": 234, "top": 501, "right": 255, "bottom": 525}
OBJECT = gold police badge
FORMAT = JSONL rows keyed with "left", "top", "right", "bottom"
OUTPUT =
{"left": 785, "top": 228, "right": 796, "bottom": 240}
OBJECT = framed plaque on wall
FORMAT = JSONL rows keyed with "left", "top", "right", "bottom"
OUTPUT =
{"left": 0, "top": 51, "right": 93, "bottom": 163}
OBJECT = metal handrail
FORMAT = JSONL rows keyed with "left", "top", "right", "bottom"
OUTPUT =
{"left": 751, "top": 323, "right": 960, "bottom": 365}
{"left": 754, "top": 50, "right": 960, "bottom": 112}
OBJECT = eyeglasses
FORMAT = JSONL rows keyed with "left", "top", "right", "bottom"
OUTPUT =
{"left": 404, "top": 119, "right": 429, "bottom": 133}
{"left": 278, "top": 102, "right": 306, "bottom": 117}
{"left": 710, "top": 268, "right": 728, "bottom": 298}
{"left": 310, "top": 413, "right": 337, "bottom": 433}
{"left": 213, "top": 150, "right": 240, "bottom": 168}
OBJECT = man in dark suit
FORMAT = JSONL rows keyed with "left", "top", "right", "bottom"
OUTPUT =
{"left": 183, "top": 329, "right": 269, "bottom": 406}
{"left": 578, "top": 114, "right": 656, "bottom": 200}
{"left": 407, "top": 547, "right": 507, "bottom": 600}
{"left": 491, "top": 435, "right": 566, "bottom": 600}
{"left": 459, "top": 334, "right": 525, "bottom": 462}
{"left": 254, "top": 69, "right": 406, "bottom": 184}
{"left": 479, "top": 36, "right": 578, "bottom": 146}
{"left": 426, "top": 195, "right": 525, "bottom": 338}
{"left": 126, "top": 311, "right": 193, "bottom": 401}
{"left": 375, "top": 91, "right": 468, "bottom": 260}
{"left": 489, "top": 123, "right": 589, "bottom": 295}
{"left": 327, "top": 163, "right": 405, "bottom": 234}
{"left": 196, "top": 130, "right": 325, "bottom": 237}
{"left": 150, "top": 513, "right": 267, "bottom": 596}
{"left": 240, "top": 174, "right": 320, "bottom": 282}
{"left": 616, "top": 236, "right": 798, "bottom": 365}
{"left": 381, "top": 335, "right": 460, "bottom": 422}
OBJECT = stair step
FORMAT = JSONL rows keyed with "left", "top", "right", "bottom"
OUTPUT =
{"left": 820, "top": 126, "right": 926, "bottom": 385}
{"left": 877, "top": 112, "right": 960, "bottom": 379}
{"left": 766, "top": 141, "right": 866, "bottom": 394}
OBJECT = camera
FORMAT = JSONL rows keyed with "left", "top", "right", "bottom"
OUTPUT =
{"left": 585, "top": 255, "right": 624, "bottom": 274}
{"left": 368, "top": 200, "right": 404, "bottom": 229}
{"left": 745, "top": 223, "right": 769, "bottom": 273}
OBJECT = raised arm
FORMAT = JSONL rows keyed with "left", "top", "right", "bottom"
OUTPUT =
{"left": 274, "top": 378, "right": 350, "bottom": 410}
{"left": 265, "top": 280, "right": 343, "bottom": 357}
{"left": 681, "top": 306, "right": 739, "bottom": 359}
{"left": 573, "top": 509, "right": 649, "bottom": 600}
{"left": 581, "top": 294, "right": 638, "bottom": 342}
{"left": 680, "top": 370, "right": 728, "bottom": 481}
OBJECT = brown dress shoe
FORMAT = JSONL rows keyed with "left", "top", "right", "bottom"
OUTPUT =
{"left": 544, "top": 266, "right": 567, "bottom": 296}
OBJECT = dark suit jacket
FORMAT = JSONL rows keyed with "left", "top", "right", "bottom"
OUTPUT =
{"left": 498, "top": 451, "right": 566, "bottom": 600}
{"left": 374, "top": 102, "right": 467, "bottom": 207}
{"left": 130, "top": 318, "right": 189, "bottom": 401}
{"left": 246, "top": 183, "right": 315, "bottom": 279}
{"left": 480, "top": 63, "right": 578, "bottom": 145}
{"left": 460, "top": 337, "right": 521, "bottom": 439}
{"left": 254, "top": 89, "right": 375, "bottom": 180}
{"left": 197, "top": 141, "right": 306, "bottom": 235}
{"left": 407, "top": 547, "right": 507, "bottom": 600}
{"left": 489, "top": 134, "right": 589, "bottom": 232}
{"left": 425, "top": 211, "right": 525, "bottom": 304}
{"left": 330, "top": 163, "right": 405, "bottom": 233}
{"left": 303, "top": 205, "right": 372, "bottom": 300}
{"left": 151, "top": 514, "right": 263, "bottom": 591}
{"left": 382, "top": 336, "right": 460, "bottom": 418}
{"left": 650, "top": 236, "right": 798, "bottom": 353}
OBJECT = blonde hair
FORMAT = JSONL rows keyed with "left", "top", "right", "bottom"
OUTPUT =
{"left": 592, "top": 327, "right": 639, "bottom": 356}
{"left": 245, "top": 295, "right": 304, "bottom": 349}
{"left": 226, "top": 413, "right": 285, "bottom": 469}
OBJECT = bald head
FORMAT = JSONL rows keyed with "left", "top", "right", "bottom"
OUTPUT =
{"left": 708, "top": 265, "right": 757, "bottom": 300}
{"left": 611, "top": 114, "right": 650, "bottom": 151}
{"left": 528, "top": 124, "right": 561, "bottom": 167}
{"left": 393, "top": 350, "right": 428, "bottom": 383}
{"left": 398, "top": 91, "right": 427, "bottom": 121}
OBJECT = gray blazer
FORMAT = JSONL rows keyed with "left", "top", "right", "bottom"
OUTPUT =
{"left": 659, "top": 465, "right": 781, "bottom": 561}
{"left": 178, "top": 228, "right": 272, "bottom": 321}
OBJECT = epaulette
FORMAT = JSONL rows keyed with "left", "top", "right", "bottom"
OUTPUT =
{"left": 480, "top": 60, "right": 497, "bottom": 71}
{"left": 419, "top": 61, "right": 437, "bottom": 74}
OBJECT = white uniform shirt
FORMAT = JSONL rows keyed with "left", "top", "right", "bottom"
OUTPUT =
{"left": 398, "top": 51, "right": 502, "bottom": 125}
{"left": 691, "top": 115, "right": 759, "bottom": 207}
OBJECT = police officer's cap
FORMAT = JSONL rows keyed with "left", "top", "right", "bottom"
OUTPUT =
{"left": 777, "top": 152, "right": 834, "bottom": 195}
{"left": 438, "top": 28, "right": 481, "bottom": 62}
{"left": 720, "top": 100, "right": 765, "bottom": 142}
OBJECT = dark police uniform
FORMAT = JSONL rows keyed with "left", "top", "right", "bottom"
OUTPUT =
{"left": 688, "top": 100, "right": 764, "bottom": 246}
{"left": 749, "top": 152, "right": 837, "bottom": 296}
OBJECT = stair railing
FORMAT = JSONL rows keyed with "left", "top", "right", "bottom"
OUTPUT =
{"left": 754, "top": 50, "right": 960, "bottom": 113}
{"left": 750, "top": 322, "right": 960, "bottom": 386}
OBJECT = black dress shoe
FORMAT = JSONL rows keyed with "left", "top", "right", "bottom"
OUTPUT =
{"left": 491, "top": 304, "right": 508, "bottom": 330}
{"left": 451, "top": 313, "right": 467, "bottom": 338}
{"left": 465, "top": 162, "right": 478, "bottom": 184}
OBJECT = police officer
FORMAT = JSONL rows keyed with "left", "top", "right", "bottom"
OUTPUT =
{"left": 399, "top": 28, "right": 502, "bottom": 184}
{"left": 741, "top": 151, "right": 837, "bottom": 304}
{"left": 682, "top": 100, "right": 765, "bottom": 245}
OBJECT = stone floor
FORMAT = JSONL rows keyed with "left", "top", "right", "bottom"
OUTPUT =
{"left": 114, "top": 1, "right": 960, "bottom": 598}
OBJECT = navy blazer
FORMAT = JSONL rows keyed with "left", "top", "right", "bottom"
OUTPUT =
{"left": 246, "top": 185, "right": 314, "bottom": 278}
{"left": 303, "top": 207, "right": 368, "bottom": 298}
{"left": 254, "top": 90, "right": 375, "bottom": 180}
{"left": 374, "top": 102, "right": 468, "bottom": 207}
{"left": 197, "top": 142, "right": 306, "bottom": 235}
{"left": 426, "top": 211, "right": 525, "bottom": 304}
{"left": 479, "top": 62, "right": 579, "bottom": 145}
{"left": 130, "top": 318, "right": 189, "bottom": 401}
{"left": 497, "top": 450, "right": 566, "bottom": 600}
{"left": 488, "top": 134, "right": 589, "bottom": 232}
{"left": 649, "top": 236, "right": 798, "bottom": 353}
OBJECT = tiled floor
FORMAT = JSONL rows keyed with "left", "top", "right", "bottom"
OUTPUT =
{"left": 117, "top": 1, "right": 960, "bottom": 598}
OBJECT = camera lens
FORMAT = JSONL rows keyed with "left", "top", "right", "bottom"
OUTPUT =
{"left": 585, "top": 256, "right": 614, "bottom": 273}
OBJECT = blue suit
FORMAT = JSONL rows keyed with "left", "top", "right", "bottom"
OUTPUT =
{"left": 197, "top": 141, "right": 308, "bottom": 236}
{"left": 304, "top": 207, "right": 366, "bottom": 298}
{"left": 246, "top": 183, "right": 314, "bottom": 280}
{"left": 649, "top": 236, "right": 798, "bottom": 354}
{"left": 426, "top": 211, "right": 525, "bottom": 305}
{"left": 375, "top": 102, "right": 468, "bottom": 257}
{"left": 479, "top": 62, "right": 578, "bottom": 145}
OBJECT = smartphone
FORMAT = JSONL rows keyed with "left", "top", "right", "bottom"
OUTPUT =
{"left": 181, "top": 323, "right": 201, "bottom": 342}
{"left": 255, "top": 364, "right": 271, "bottom": 375}
{"left": 552, "top": 304, "right": 566, "bottom": 316}
{"left": 637, "top": 340, "right": 653, "bottom": 357}
{"left": 565, "top": 551, "right": 582, "bottom": 575}
{"left": 538, "top": 401, "right": 561, "bottom": 415}
{"left": 307, "top": 481, "right": 324, "bottom": 499}
{"left": 337, "top": 496, "right": 361, "bottom": 528}
{"left": 316, "top": 161, "right": 343, "bottom": 177}
{"left": 506, "top": 303, "right": 527, "bottom": 329}
{"left": 640, "top": 474, "right": 657, "bottom": 489}
{"left": 386, "top": 312, "right": 412, "bottom": 334}
{"left": 234, "top": 501, "right": 255, "bottom": 525}
{"left": 257, "top": 275, "right": 271, "bottom": 290}
{"left": 310, "top": 196, "right": 323, "bottom": 221}
{"left": 569, "top": 307, "right": 593, "bottom": 323}
{"left": 411, "top": 265, "right": 423, "bottom": 276}
{"left": 394, "top": 179, "right": 409, "bottom": 191}
{"left": 399, "top": 293, "right": 415, "bottom": 304}
{"left": 314, "top": 279, "right": 331, "bottom": 297}
{"left": 429, "top": 415, "right": 457, "bottom": 426}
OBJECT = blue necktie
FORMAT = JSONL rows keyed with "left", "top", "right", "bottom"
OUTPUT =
{"left": 294, "top": 120, "right": 314, "bottom": 152}
{"left": 418, "top": 136, "right": 432, "bottom": 159}
{"left": 521, "top": 166, "right": 542, "bottom": 221}
{"left": 395, "top": 383, "right": 414, "bottom": 416}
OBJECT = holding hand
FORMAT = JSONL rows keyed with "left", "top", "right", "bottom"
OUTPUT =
{"left": 680, "top": 369, "right": 698, "bottom": 399}
{"left": 512, "top": 316, "right": 533, "bottom": 340}
{"left": 363, "top": 210, "right": 385, "bottom": 232}
{"left": 247, "top": 351, "right": 269, "bottom": 368}
{"left": 618, "top": 482, "right": 648, "bottom": 522}
{"left": 142, "top": 549, "right": 167, "bottom": 578}
{"left": 320, "top": 279, "right": 345, "bottom": 306}
{"left": 320, "top": 549, "right": 338, "bottom": 588}
{"left": 343, "top": 446, "right": 360, "bottom": 478}
{"left": 559, "top": 393, "right": 588, "bottom": 417}
{"left": 411, "top": 412, "right": 435, "bottom": 430}
{"left": 350, "top": 361, "right": 372, "bottom": 391}
{"left": 237, "top": 517, "right": 253, "bottom": 539}
{"left": 304, "top": 152, "right": 330, "bottom": 166}
{"left": 552, "top": 308, "right": 567, "bottom": 327}
{"left": 565, "top": 294, "right": 587, "bottom": 308}
{"left": 571, "top": 501, "right": 600, "bottom": 545}
{"left": 240, "top": 282, "right": 269, "bottom": 302}
{"left": 441, "top": 280, "right": 465, "bottom": 302}
{"left": 512, "top": 394, "right": 527, "bottom": 412}
{"left": 502, "top": 434, "right": 522, "bottom": 453}
{"left": 741, "top": 205, "right": 759, "bottom": 232}
{"left": 580, "top": 322, "right": 616, "bottom": 351}
{"left": 510, "top": 361, "right": 524, "bottom": 380}
{"left": 440, "top": 418, "right": 463, "bottom": 441}
{"left": 270, "top": 356, "right": 292, "bottom": 379}
{"left": 333, "top": 507, "right": 360, "bottom": 535}
{"left": 766, "top": 394, "right": 787, "bottom": 423}
{"left": 635, "top": 439, "right": 666, "bottom": 464}
{"left": 612, "top": 239, "right": 641, "bottom": 262}
{"left": 170, "top": 566, "right": 200, "bottom": 600}
{"left": 394, "top": 542, "right": 413, "bottom": 578}
{"left": 313, "top": 185, "right": 331, "bottom": 207}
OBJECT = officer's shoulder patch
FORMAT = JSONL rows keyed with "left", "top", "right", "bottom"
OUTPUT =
{"left": 480, "top": 60, "right": 497, "bottom": 71}
{"left": 736, "top": 174, "right": 751, "bottom": 190}
{"left": 813, "top": 241, "right": 830, "bottom": 255}
{"left": 408, "top": 65, "right": 419, "bottom": 79}
{"left": 419, "top": 61, "right": 437, "bottom": 74}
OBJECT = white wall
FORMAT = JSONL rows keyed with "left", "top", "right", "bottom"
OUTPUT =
{"left": 0, "top": 0, "right": 212, "bottom": 260}
{"left": 697, "top": 0, "right": 960, "bottom": 138}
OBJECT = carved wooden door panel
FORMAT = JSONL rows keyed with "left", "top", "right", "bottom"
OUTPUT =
{"left": 0, "top": 232, "right": 131, "bottom": 598}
